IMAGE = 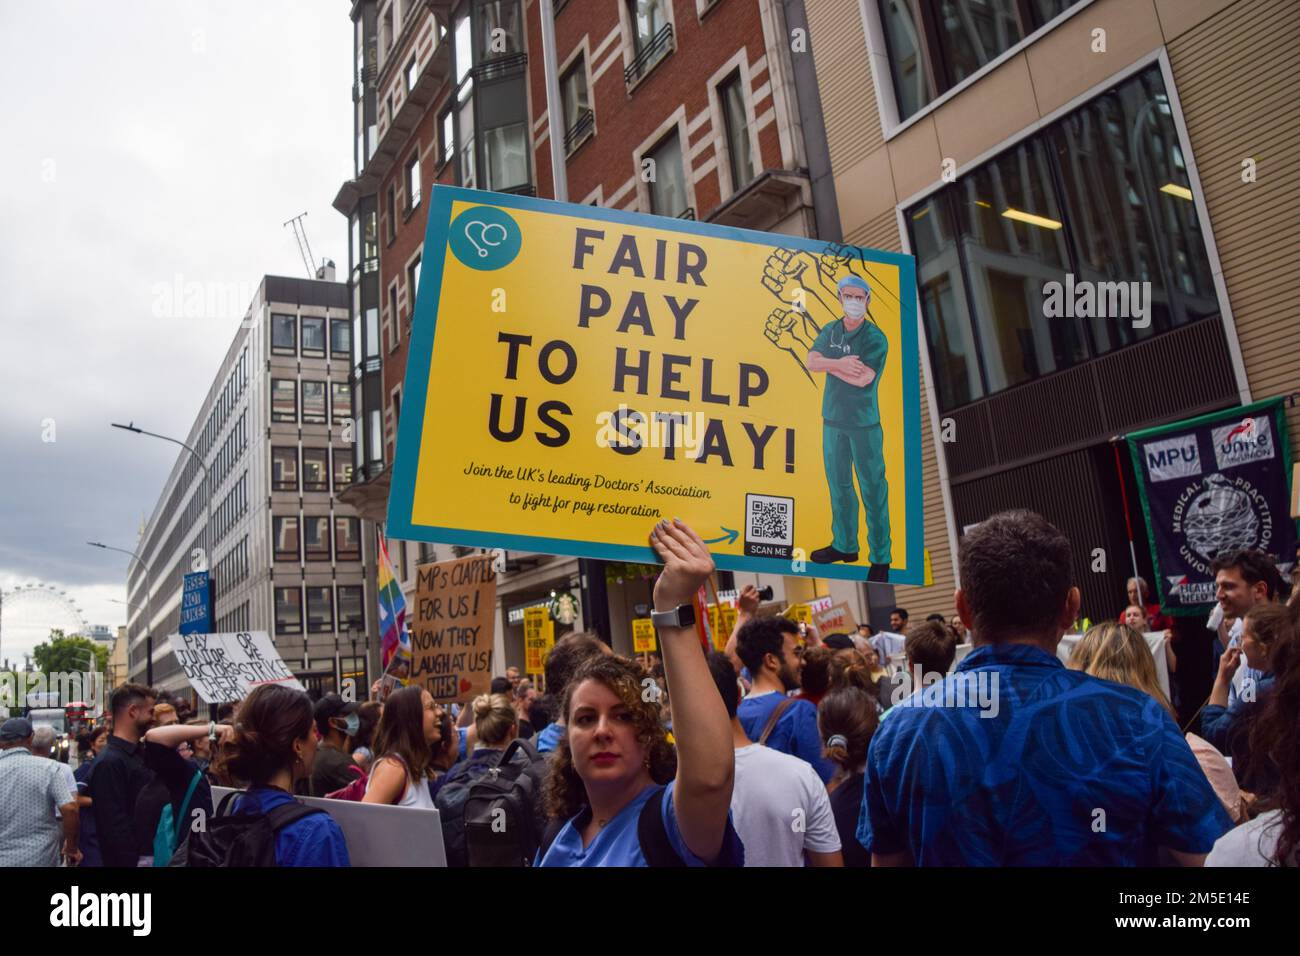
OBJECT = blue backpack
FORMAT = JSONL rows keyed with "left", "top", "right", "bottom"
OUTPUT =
{"left": 153, "top": 770, "right": 203, "bottom": 866}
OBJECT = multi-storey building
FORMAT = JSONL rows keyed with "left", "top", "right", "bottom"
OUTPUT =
{"left": 127, "top": 272, "right": 376, "bottom": 703}
{"left": 803, "top": 0, "right": 1299, "bottom": 651}
{"left": 335, "top": 0, "right": 923, "bottom": 671}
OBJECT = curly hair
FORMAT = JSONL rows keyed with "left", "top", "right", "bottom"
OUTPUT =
{"left": 543, "top": 654, "right": 676, "bottom": 821}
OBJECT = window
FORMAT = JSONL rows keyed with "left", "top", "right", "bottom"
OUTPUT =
{"left": 386, "top": 184, "right": 397, "bottom": 242}
{"left": 484, "top": 123, "right": 528, "bottom": 191}
{"left": 338, "top": 585, "right": 365, "bottom": 632}
{"left": 271, "top": 446, "right": 299, "bottom": 492}
{"left": 331, "top": 382, "right": 352, "bottom": 425}
{"left": 878, "top": 0, "right": 1084, "bottom": 122}
{"left": 454, "top": 10, "right": 472, "bottom": 85}
{"left": 301, "top": 316, "right": 326, "bottom": 357}
{"left": 302, "top": 381, "right": 328, "bottom": 424}
{"left": 307, "top": 587, "right": 335, "bottom": 633}
{"left": 646, "top": 131, "right": 687, "bottom": 217}
{"left": 381, "top": 4, "right": 394, "bottom": 54}
{"left": 718, "top": 70, "right": 753, "bottom": 191}
{"left": 405, "top": 56, "right": 419, "bottom": 93}
{"left": 408, "top": 256, "right": 421, "bottom": 302}
{"left": 561, "top": 57, "right": 592, "bottom": 153}
{"left": 441, "top": 109, "right": 455, "bottom": 166}
{"left": 304, "top": 516, "right": 332, "bottom": 561}
{"left": 271, "top": 314, "right": 296, "bottom": 355}
{"left": 476, "top": 0, "right": 523, "bottom": 60}
{"left": 405, "top": 152, "right": 421, "bottom": 210}
{"left": 273, "top": 516, "right": 301, "bottom": 562}
{"left": 271, "top": 379, "right": 297, "bottom": 423}
{"left": 302, "top": 448, "right": 329, "bottom": 492}
{"left": 627, "top": 0, "right": 671, "bottom": 84}
{"left": 330, "top": 318, "right": 350, "bottom": 358}
{"left": 906, "top": 65, "right": 1220, "bottom": 411}
{"left": 335, "top": 517, "right": 362, "bottom": 561}
{"left": 275, "top": 586, "right": 303, "bottom": 635}
{"left": 459, "top": 104, "right": 476, "bottom": 188}
{"left": 389, "top": 283, "right": 400, "bottom": 345}
{"left": 333, "top": 447, "right": 354, "bottom": 491}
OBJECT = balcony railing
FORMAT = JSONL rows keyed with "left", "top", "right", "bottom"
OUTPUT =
{"left": 624, "top": 24, "right": 673, "bottom": 87}
{"left": 501, "top": 183, "right": 536, "bottom": 197}
{"left": 676, "top": 207, "right": 697, "bottom": 220}
{"left": 564, "top": 109, "right": 594, "bottom": 154}
{"left": 473, "top": 51, "right": 528, "bottom": 84}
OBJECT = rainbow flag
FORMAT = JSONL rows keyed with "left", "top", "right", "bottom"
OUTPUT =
{"left": 377, "top": 531, "right": 411, "bottom": 684}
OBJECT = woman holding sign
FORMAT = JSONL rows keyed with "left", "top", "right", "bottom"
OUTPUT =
{"left": 538, "top": 518, "right": 743, "bottom": 866}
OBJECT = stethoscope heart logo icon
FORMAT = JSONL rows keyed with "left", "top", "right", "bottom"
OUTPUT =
{"left": 465, "top": 219, "right": 509, "bottom": 258}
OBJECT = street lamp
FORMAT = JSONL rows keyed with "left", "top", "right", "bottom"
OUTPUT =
{"left": 111, "top": 422, "right": 212, "bottom": 570}
{"left": 88, "top": 542, "right": 154, "bottom": 687}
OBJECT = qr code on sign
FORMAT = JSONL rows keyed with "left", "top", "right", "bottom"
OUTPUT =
{"left": 745, "top": 493, "right": 794, "bottom": 558}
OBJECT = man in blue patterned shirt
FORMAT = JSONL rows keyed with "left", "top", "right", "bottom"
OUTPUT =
{"left": 859, "top": 510, "right": 1233, "bottom": 866}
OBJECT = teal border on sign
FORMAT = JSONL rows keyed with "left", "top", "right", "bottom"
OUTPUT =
{"left": 386, "top": 185, "right": 925, "bottom": 585}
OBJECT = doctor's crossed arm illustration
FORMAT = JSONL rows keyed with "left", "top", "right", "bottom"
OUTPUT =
{"left": 806, "top": 274, "right": 892, "bottom": 583}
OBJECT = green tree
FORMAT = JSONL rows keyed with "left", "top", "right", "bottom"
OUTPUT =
{"left": 33, "top": 630, "right": 109, "bottom": 675}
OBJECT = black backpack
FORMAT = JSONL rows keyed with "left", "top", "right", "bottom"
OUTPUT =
{"left": 437, "top": 737, "right": 547, "bottom": 867}
{"left": 170, "top": 791, "right": 326, "bottom": 867}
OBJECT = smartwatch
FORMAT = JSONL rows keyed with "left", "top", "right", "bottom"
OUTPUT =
{"left": 651, "top": 603, "right": 697, "bottom": 630}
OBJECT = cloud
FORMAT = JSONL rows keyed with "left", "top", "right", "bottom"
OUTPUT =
{"left": 0, "top": 0, "right": 353, "bottom": 656}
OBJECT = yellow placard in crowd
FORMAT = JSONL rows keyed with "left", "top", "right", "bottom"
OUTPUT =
{"left": 387, "top": 187, "right": 924, "bottom": 584}
{"left": 523, "top": 605, "right": 553, "bottom": 677}
{"left": 632, "top": 617, "right": 657, "bottom": 654}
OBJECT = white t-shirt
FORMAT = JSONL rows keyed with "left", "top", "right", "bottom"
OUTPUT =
{"left": 731, "top": 744, "right": 840, "bottom": 867}
{"left": 1206, "top": 810, "right": 1289, "bottom": 867}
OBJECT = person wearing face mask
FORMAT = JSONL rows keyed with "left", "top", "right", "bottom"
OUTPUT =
{"left": 806, "top": 274, "right": 891, "bottom": 582}
{"left": 309, "top": 694, "right": 361, "bottom": 798}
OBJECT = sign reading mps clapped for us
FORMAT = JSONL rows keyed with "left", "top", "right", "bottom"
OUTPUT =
{"left": 387, "top": 187, "right": 923, "bottom": 584}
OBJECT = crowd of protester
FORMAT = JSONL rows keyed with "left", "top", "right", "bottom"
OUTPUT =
{"left": 3, "top": 513, "right": 1296, "bottom": 868}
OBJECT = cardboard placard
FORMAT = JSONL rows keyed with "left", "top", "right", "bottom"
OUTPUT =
{"left": 632, "top": 617, "right": 657, "bottom": 654}
{"left": 524, "top": 605, "right": 554, "bottom": 676}
{"left": 813, "top": 601, "right": 854, "bottom": 634}
{"left": 411, "top": 554, "right": 498, "bottom": 705}
{"left": 168, "top": 631, "right": 303, "bottom": 704}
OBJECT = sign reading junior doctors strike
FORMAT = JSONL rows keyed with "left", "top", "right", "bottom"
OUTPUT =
{"left": 412, "top": 553, "right": 498, "bottom": 704}
{"left": 168, "top": 631, "right": 304, "bottom": 704}
{"left": 386, "top": 187, "right": 924, "bottom": 583}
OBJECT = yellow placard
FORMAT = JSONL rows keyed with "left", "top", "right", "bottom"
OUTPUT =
{"left": 523, "top": 605, "right": 554, "bottom": 677}
{"left": 632, "top": 618, "right": 657, "bottom": 654}
{"left": 386, "top": 187, "right": 923, "bottom": 585}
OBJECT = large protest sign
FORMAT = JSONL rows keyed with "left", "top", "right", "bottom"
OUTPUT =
{"left": 168, "top": 631, "right": 303, "bottom": 703}
{"left": 411, "top": 554, "right": 497, "bottom": 704}
{"left": 523, "top": 605, "right": 553, "bottom": 677}
{"left": 386, "top": 187, "right": 923, "bottom": 584}
{"left": 1128, "top": 399, "right": 1297, "bottom": 614}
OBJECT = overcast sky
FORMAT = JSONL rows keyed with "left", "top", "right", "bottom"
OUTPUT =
{"left": 0, "top": 1, "right": 352, "bottom": 664}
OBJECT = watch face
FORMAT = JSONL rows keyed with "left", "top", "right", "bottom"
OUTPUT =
{"left": 677, "top": 603, "right": 696, "bottom": 628}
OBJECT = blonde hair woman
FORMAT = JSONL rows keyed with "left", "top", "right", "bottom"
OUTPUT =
{"left": 1069, "top": 622, "right": 1246, "bottom": 822}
